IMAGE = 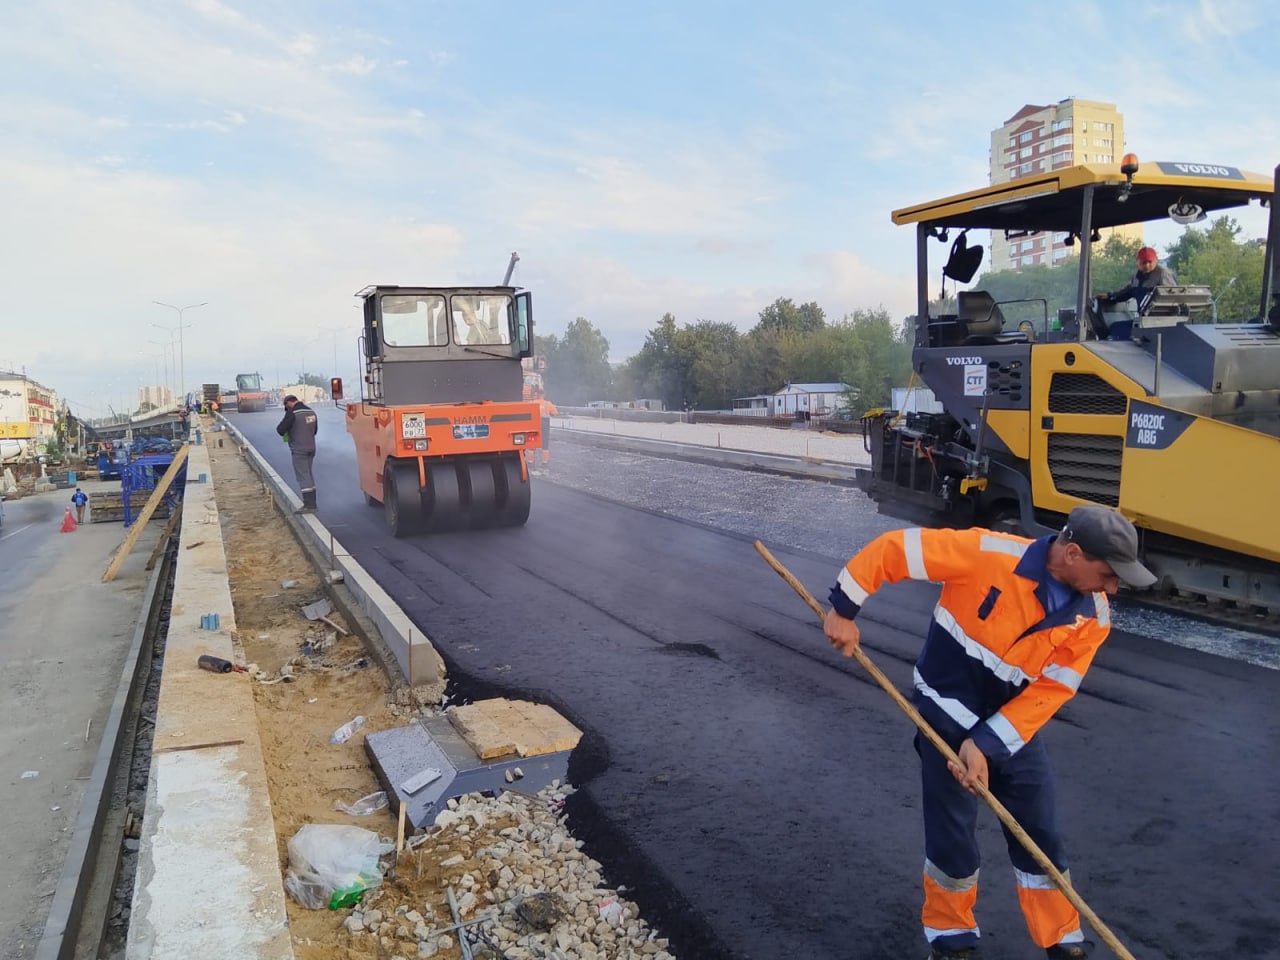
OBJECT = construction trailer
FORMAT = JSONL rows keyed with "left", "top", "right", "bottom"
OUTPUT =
{"left": 859, "top": 155, "right": 1280, "bottom": 614}
{"left": 339, "top": 284, "right": 540, "bottom": 537}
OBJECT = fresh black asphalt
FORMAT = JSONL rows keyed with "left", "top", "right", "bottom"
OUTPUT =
{"left": 228, "top": 409, "right": 1280, "bottom": 960}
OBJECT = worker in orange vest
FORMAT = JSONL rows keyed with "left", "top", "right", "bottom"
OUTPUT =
{"left": 538, "top": 398, "right": 557, "bottom": 465}
{"left": 525, "top": 398, "right": 557, "bottom": 472}
{"left": 824, "top": 505, "right": 1155, "bottom": 959}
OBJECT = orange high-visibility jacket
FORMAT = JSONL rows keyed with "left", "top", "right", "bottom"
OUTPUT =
{"left": 829, "top": 527, "right": 1110, "bottom": 760}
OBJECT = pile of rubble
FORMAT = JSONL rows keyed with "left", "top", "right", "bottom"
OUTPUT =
{"left": 338, "top": 785, "right": 675, "bottom": 960}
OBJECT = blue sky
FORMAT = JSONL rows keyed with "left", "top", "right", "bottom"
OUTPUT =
{"left": 2, "top": 0, "right": 1278, "bottom": 417}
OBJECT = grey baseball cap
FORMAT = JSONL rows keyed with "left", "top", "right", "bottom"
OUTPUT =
{"left": 1062, "top": 504, "right": 1157, "bottom": 588}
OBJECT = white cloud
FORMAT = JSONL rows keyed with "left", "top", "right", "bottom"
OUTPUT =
{"left": 324, "top": 55, "right": 378, "bottom": 76}
{"left": 188, "top": 0, "right": 248, "bottom": 29}
{"left": 285, "top": 33, "right": 318, "bottom": 59}
{"left": 1180, "top": 0, "right": 1266, "bottom": 40}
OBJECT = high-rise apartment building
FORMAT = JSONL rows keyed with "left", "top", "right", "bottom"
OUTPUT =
{"left": 989, "top": 98, "right": 1141, "bottom": 272}
{"left": 138, "top": 385, "right": 172, "bottom": 409}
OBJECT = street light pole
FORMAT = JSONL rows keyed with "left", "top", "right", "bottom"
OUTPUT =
{"left": 152, "top": 300, "right": 208, "bottom": 402}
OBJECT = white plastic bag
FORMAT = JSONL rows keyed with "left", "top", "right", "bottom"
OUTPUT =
{"left": 283, "top": 823, "right": 385, "bottom": 909}
{"left": 334, "top": 790, "right": 388, "bottom": 816}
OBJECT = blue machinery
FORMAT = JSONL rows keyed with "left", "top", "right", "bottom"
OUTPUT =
{"left": 119, "top": 453, "right": 186, "bottom": 526}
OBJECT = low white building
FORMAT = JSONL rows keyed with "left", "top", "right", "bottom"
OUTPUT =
{"left": 769, "top": 381, "right": 853, "bottom": 418}
{"left": 731, "top": 395, "right": 772, "bottom": 416}
{"left": 731, "top": 382, "right": 854, "bottom": 417}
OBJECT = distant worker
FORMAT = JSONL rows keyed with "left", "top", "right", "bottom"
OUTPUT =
{"left": 276, "top": 394, "right": 319, "bottom": 512}
{"left": 538, "top": 397, "right": 557, "bottom": 467}
{"left": 823, "top": 504, "right": 1156, "bottom": 960}
{"left": 71, "top": 487, "right": 88, "bottom": 524}
{"left": 1099, "top": 246, "right": 1177, "bottom": 309}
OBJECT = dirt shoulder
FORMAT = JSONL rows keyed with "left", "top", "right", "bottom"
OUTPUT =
{"left": 210, "top": 434, "right": 673, "bottom": 960}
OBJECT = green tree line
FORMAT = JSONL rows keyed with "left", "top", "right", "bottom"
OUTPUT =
{"left": 974, "top": 215, "right": 1265, "bottom": 325}
{"left": 536, "top": 215, "right": 1265, "bottom": 412}
{"left": 537, "top": 300, "right": 914, "bottom": 415}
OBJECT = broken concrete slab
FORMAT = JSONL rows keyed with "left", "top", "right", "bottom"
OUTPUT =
{"left": 364, "top": 702, "right": 579, "bottom": 830}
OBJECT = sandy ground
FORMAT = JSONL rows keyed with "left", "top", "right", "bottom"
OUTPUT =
{"left": 211, "top": 437, "right": 527, "bottom": 960}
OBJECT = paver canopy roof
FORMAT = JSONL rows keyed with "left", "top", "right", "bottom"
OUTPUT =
{"left": 891, "top": 161, "right": 1274, "bottom": 234}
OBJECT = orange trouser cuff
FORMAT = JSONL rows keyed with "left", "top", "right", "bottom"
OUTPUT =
{"left": 922, "top": 872, "right": 978, "bottom": 936}
{"left": 1015, "top": 883, "right": 1081, "bottom": 948}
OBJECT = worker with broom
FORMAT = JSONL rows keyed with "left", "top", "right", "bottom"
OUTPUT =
{"left": 823, "top": 504, "right": 1155, "bottom": 960}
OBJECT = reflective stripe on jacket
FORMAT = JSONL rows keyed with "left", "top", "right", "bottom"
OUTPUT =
{"left": 829, "top": 528, "right": 1109, "bottom": 761}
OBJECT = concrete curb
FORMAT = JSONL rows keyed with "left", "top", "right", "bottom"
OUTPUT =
{"left": 552, "top": 424, "right": 866, "bottom": 486}
{"left": 33, "top": 539, "right": 169, "bottom": 960}
{"left": 216, "top": 419, "right": 446, "bottom": 686}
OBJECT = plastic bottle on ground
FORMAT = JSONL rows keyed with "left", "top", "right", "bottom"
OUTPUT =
{"left": 333, "top": 791, "right": 388, "bottom": 816}
{"left": 329, "top": 715, "right": 367, "bottom": 744}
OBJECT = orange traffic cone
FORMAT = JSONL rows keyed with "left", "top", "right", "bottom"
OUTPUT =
{"left": 61, "top": 506, "right": 77, "bottom": 533}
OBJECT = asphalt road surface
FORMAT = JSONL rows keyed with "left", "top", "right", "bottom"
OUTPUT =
{"left": 226, "top": 407, "right": 1280, "bottom": 960}
{"left": 0, "top": 486, "right": 159, "bottom": 959}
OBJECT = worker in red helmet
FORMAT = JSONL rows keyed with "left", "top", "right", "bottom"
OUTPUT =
{"left": 1099, "top": 245, "right": 1177, "bottom": 308}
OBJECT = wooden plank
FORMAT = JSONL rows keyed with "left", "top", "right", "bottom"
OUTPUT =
{"left": 102, "top": 445, "right": 190, "bottom": 583}
{"left": 447, "top": 698, "right": 582, "bottom": 760}
{"left": 145, "top": 502, "right": 184, "bottom": 570}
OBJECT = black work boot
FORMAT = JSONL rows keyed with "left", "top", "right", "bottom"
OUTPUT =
{"left": 1046, "top": 941, "right": 1093, "bottom": 959}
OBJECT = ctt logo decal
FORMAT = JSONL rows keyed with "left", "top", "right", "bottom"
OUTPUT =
{"left": 1125, "top": 399, "right": 1193, "bottom": 450}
